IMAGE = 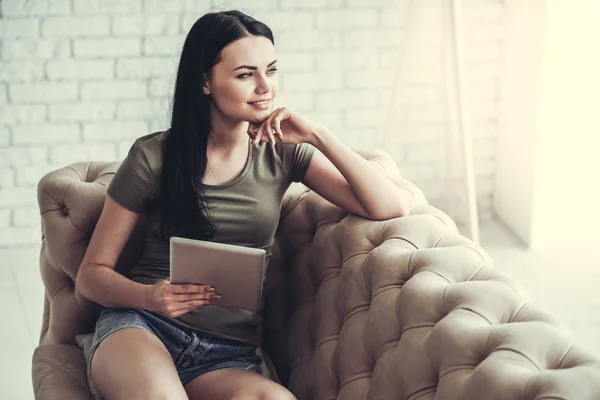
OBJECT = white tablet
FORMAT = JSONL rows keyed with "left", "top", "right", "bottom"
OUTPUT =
{"left": 169, "top": 236, "right": 266, "bottom": 312}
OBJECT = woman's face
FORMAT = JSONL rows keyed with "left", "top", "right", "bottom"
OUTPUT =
{"left": 204, "top": 35, "right": 279, "bottom": 125}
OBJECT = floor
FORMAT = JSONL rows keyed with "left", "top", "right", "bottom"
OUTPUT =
{"left": 1, "top": 218, "right": 599, "bottom": 399}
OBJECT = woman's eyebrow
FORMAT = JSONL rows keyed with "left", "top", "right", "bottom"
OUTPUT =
{"left": 233, "top": 60, "right": 277, "bottom": 71}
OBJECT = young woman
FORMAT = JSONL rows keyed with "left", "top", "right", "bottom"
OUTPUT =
{"left": 75, "top": 9, "right": 411, "bottom": 400}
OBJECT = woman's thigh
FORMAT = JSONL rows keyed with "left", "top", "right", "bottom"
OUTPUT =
{"left": 91, "top": 328, "right": 188, "bottom": 400}
{"left": 184, "top": 367, "right": 297, "bottom": 400}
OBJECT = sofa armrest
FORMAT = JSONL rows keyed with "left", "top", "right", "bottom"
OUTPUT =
{"left": 32, "top": 344, "right": 94, "bottom": 400}
{"left": 271, "top": 148, "right": 600, "bottom": 399}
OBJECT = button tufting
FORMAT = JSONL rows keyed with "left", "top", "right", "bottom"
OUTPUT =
{"left": 61, "top": 206, "right": 69, "bottom": 216}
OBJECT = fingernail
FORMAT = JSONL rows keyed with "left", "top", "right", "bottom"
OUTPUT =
{"left": 205, "top": 287, "right": 215, "bottom": 293}
{"left": 210, "top": 294, "right": 221, "bottom": 300}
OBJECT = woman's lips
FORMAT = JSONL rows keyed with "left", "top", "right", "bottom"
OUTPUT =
{"left": 248, "top": 99, "right": 271, "bottom": 109}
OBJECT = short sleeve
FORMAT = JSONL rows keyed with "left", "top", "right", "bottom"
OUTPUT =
{"left": 276, "top": 142, "right": 316, "bottom": 183}
{"left": 107, "top": 140, "right": 156, "bottom": 213}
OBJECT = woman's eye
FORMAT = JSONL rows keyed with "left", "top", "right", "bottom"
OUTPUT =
{"left": 237, "top": 68, "right": 278, "bottom": 79}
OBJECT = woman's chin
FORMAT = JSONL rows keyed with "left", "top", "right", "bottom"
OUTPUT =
{"left": 247, "top": 111, "right": 271, "bottom": 123}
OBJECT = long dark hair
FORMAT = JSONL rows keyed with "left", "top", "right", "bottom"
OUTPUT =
{"left": 149, "top": 10, "right": 274, "bottom": 241}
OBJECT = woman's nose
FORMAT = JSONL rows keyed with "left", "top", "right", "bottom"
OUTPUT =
{"left": 255, "top": 75, "right": 272, "bottom": 94}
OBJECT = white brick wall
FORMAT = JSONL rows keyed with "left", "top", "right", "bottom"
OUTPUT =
{"left": 0, "top": 0, "right": 504, "bottom": 247}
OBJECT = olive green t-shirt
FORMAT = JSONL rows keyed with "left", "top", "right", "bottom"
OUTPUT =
{"left": 106, "top": 129, "right": 315, "bottom": 346}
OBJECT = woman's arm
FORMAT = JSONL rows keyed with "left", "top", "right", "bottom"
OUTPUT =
{"left": 76, "top": 194, "right": 216, "bottom": 317}
{"left": 303, "top": 126, "right": 416, "bottom": 220}
{"left": 75, "top": 194, "right": 152, "bottom": 309}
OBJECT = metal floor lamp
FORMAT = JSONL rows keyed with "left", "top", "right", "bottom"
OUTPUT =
{"left": 384, "top": 0, "right": 480, "bottom": 243}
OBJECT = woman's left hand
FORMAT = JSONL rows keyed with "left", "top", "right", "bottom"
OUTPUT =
{"left": 248, "top": 107, "right": 321, "bottom": 146}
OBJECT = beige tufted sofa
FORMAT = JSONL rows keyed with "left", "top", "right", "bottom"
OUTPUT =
{"left": 32, "top": 148, "right": 600, "bottom": 400}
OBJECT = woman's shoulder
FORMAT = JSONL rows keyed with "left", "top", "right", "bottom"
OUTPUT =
{"left": 135, "top": 129, "right": 168, "bottom": 155}
{"left": 132, "top": 129, "right": 169, "bottom": 174}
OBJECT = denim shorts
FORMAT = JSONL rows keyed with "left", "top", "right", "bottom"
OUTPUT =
{"left": 88, "top": 307, "right": 264, "bottom": 386}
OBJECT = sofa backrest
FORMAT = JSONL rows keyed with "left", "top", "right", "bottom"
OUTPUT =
{"left": 37, "top": 161, "right": 145, "bottom": 345}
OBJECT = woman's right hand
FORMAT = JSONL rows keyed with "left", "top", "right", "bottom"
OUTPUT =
{"left": 146, "top": 277, "right": 221, "bottom": 318}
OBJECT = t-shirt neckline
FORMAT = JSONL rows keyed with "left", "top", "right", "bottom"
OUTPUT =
{"left": 203, "top": 137, "right": 254, "bottom": 189}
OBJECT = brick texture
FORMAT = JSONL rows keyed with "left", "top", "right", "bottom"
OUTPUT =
{"left": 0, "top": 0, "right": 505, "bottom": 247}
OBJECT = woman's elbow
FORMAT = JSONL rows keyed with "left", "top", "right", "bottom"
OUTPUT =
{"left": 371, "top": 206, "right": 408, "bottom": 221}
{"left": 75, "top": 265, "right": 91, "bottom": 299}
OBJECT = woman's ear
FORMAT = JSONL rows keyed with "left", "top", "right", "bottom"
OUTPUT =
{"left": 202, "top": 73, "right": 211, "bottom": 95}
